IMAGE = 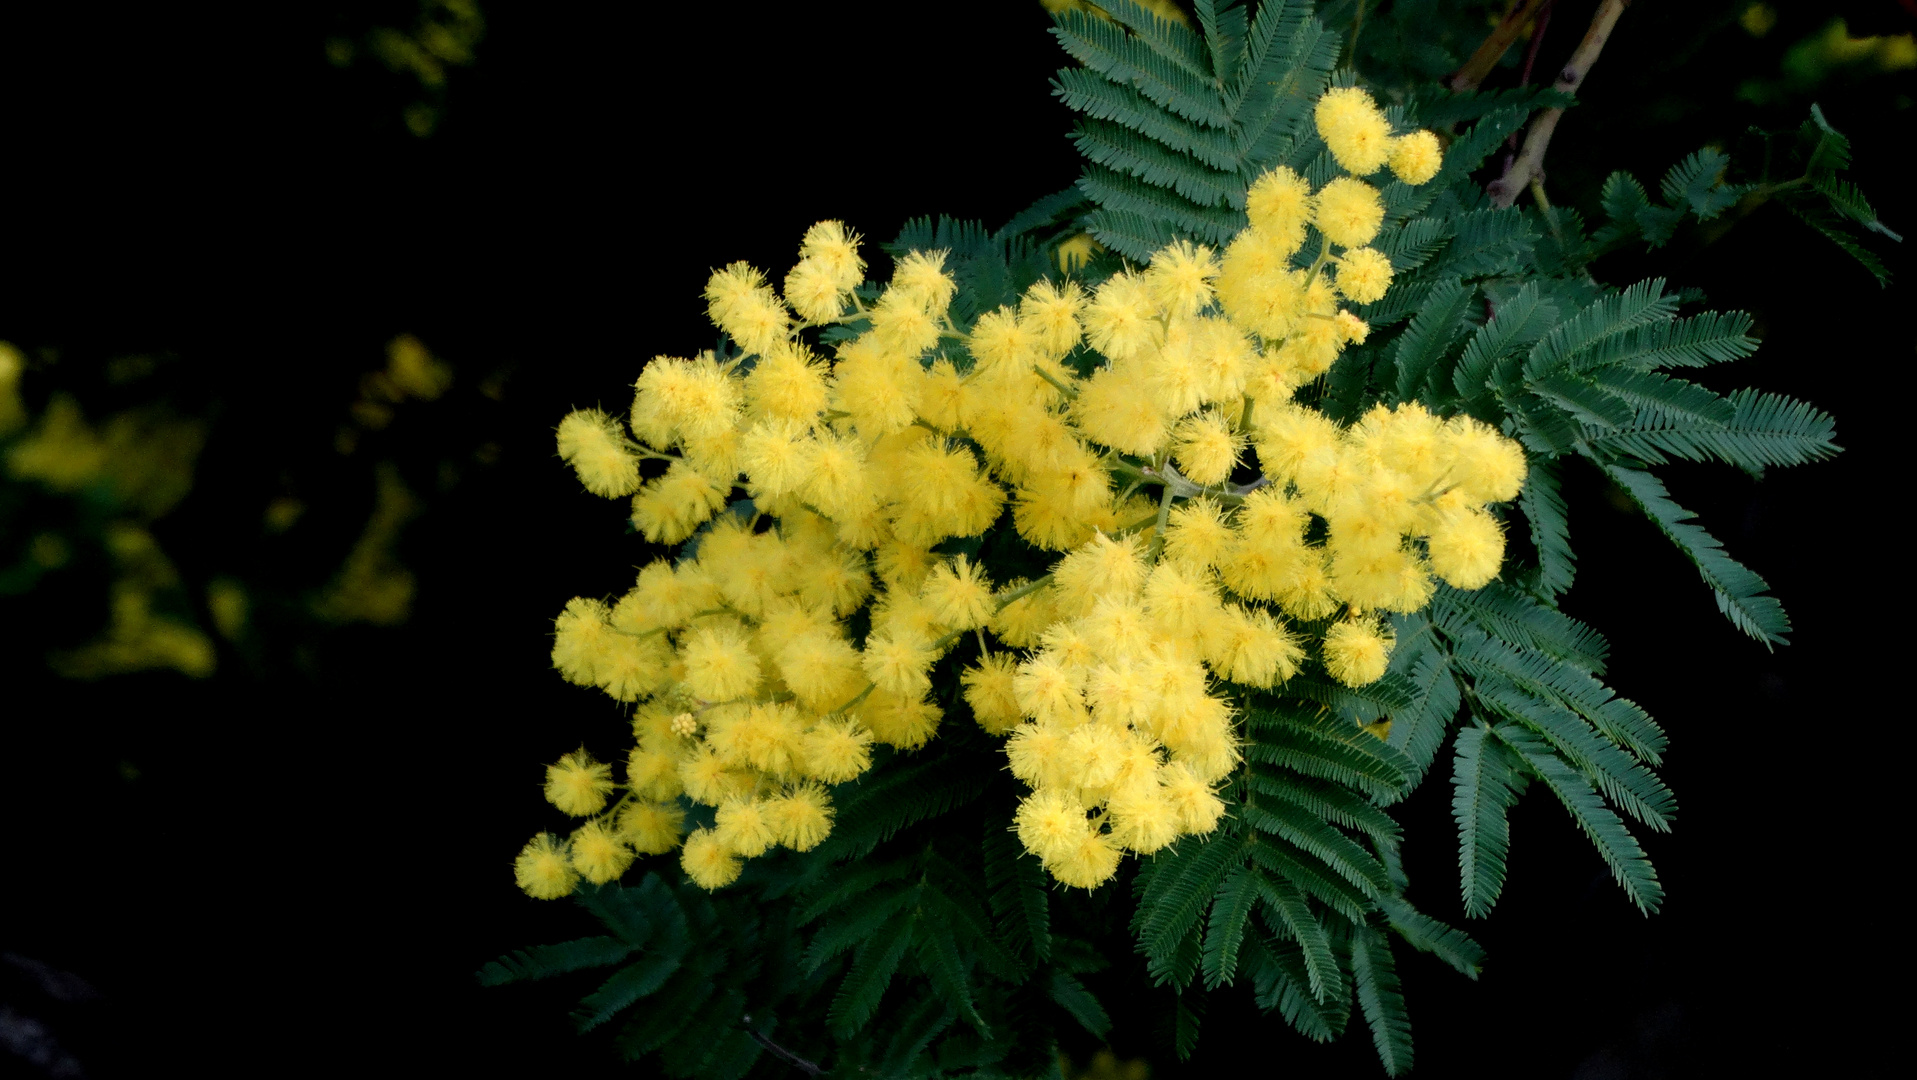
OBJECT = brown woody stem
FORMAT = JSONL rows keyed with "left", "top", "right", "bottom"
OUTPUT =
{"left": 1489, "top": 0, "right": 1631, "bottom": 210}
{"left": 1448, "top": 0, "right": 1551, "bottom": 94}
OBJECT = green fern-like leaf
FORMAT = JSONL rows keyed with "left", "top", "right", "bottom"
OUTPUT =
{"left": 1391, "top": 278, "right": 1473, "bottom": 403}
{"left": 1048, "top": 971, "right": 1113, "bottom": 1040}
{"left": 1496, "top": 725, "right": 1665, "bottom": 913}
{"left": 1594, "top": 461, "right": 1791, "bottom": 645}
{"left": 1450, "top": 725, "right": 1527, "bottom": 918}
{"left": 1378, "top": 895, "right": 1485, "bottom": 979}
{"left": 477, "top": 936, "right": 638, "bottom": 987}
{"left": 1254, "top": 871, "right": 1341, "bottom": 1001}
{"left": 827, "top": 905, "right": 916, "bottom": 1036}
{"left": 1202, "top": 863, "right": 1262, "bottom": 989}
{"left": 1352, "top": 924, "right": 1414, "bottom": 1076}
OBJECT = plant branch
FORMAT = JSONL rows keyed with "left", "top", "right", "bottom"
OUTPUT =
{"left": 1447, "top": 0, "right": 1551, "bottom": 94}
{"left": 1488, "top": 0, "right": 1631, "bottom": 209}
{"left": 740, "top": 1016, "right": 824, "bottom": 1077}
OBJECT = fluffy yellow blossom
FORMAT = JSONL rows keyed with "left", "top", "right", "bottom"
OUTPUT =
{"left": 766, "top": 785, "right": 835, "bottom": 851}
{"left": 1323, "top": 617, "right": 1395, "bottom": 687}
{"left": 1390, "top": 130, "right": 1444, "bottom": 185}
{"left": 920, "top": 555, "right": 995, "bottom": 630}
{"left": 1315, "top": 177, "right": 1386, "bottom": 249}
{"left": 556, "top": 409, "right": 640, "bottom": 497}
{"left": 1314, "top": 86, "right": 1393, "bottom": 176}
{"left": 1144, "top": 239, "right": 1220, "bottom": 317}
{"left": 680, "top": 828, "right": 741, "bottom": 889}
{"left": 514, "top": 833, "right": 578, "bottom": 899}
{"left": 617, "top": 801, "right": 686, "bottom": 854}
{"left": 1333, "top": 247, "right": 1394, "bottom": 305}
{"left": 802, "top": 718, "right": 873, "bottom": 782}
{"left": 714, "top": 797, "right": 777, "bottom": 857}
{"left": 1172, "top": 410, "right": 1245, "bottom": 486}
{"left": 1245, "top": 166, "right": 1315, "bottom": 249}
{"left": 962, "top": 652, "right": 1025, "bottom": 734}
{"left": 544, "top": 750, "right": 615, "bottom": 817}
{"left": 568, "top": 820, "right": 635, "bottom": 885}
{"left": 1428, "top": 508, "right": 1505, "bottom": 589}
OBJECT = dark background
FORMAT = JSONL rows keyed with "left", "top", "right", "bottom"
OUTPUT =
{"left": 1, "top": 1, "right": 1908, "bottom": 1076}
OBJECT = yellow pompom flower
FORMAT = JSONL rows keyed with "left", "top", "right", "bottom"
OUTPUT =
{"left": 708, "top": 702, "right": 805, "bottom": 777}
{"left": 1051, "top": 829, "right": 1123, "bottom": 889}
{"left": 680, "top": 621, "right": 763, "bottom": 702}
{"left": 1073, "top": 360, "right": 1171, "bottom": 457}
{"left": 1015, "top": 789, "right": 1089, "bottom": 864}
{"left": 544, "top": 749, "right": 615, "bottom": 817}
{"left": 551, "top": 597, "right": 614, "bottom": 687}
{"left": 1019, "top": 279, "right": 1087, "bottom": 359}
{"left": 1333, "top": 247, "right": 1394, "bottom": 305}
{"left": 853, "top": 689, "right": 942, "bottom": 749}
{"left": 991, "top": 580, "right": 1061, "bottom": 647}
{"left": 680, "top": 828, "right": 741, "bottom": 890}
{"left": 776, "top": 631, "right": 864, "bottom": 712}
{"left": 861, "top": 630, "right": 936, "bottom": 697}
{"left": 920, "top": 555, "right": 995, "bottom": 631}
{"left": 555, "top": 408, "right": 640, "bottom": 497}
{"left": 1159, "top": 762, "right": 1226, "bottom": 834}
{"left": 917, "top": 358, "right": 968, "bottom": 432}
{"left": 1389, "top": 130, "right": 1443, "bottom": 185}
{"left": 616, "top": 800, "right": 686, "bottom": 855}
{"left": 703, "top": 262, "right": 790, "bottom": 357}
{"left": 802, "top": 718, "right": 874, "bottom": 783}
{"left": 1207, "top": 604, "right": 1302, "bottom": 688}
{"left": 1245, "top": 166, "right": 1315, "bottom": 250}
{"left": 1012, "top": 657, "right": 1087, "bottom": 728}
{"left": 1143, "top": 560, "right": 1222, "bottom": 641}
{"left": 703, "top": 262, "right": 768, "bottom": 333}
{"left": 1428, "top": 508, "right": 1506, "bottom": 589}
{"left": 1314, "top": 177, "right": 1386, "bottom": 249}
{"left": 962, "top": 652, "right": 1024, "bottom": 734}
{"left": 1162, "top": 497, "right": 1235, "bottom": 570}
{"left": 568, "top": 820, "right": 635, "bottom": 885}
{"left": 765, "top": 785, "right": 835, "bottom": 851}
{"left": 1107, "top": 786, "right": 1180, "bottom": 854}
{"left": 626, "top": 746, "right": 683, "bottom": 802}
{"left": 1323, "top": 617, "right": 1395, "bottom": 687}
{"left": 745, "top": 341, "right": 830, "bottom": 421}
{"left": 1314, "top": 86, "right": 1393, "bottom": 176}
{"left": 1217, "top": 232, "right": 1305, "bottom": 340}
{"left": 631, "top": 353, "right": 742, "bottom": 445}
{"left": 1172, "top": 409, "right": 1245, "bottom": 486}
{"left": 513, "top": 832, "right": 579, "bottom": 900}
{"left": 1144, "top": 239, "right": 1220, "bottom": 317}
{"left": 1445, "top": 418, "right": 1529, "bottom": 503}
{"left": 890, "top": 250, "right": 957, "bottom": 314}
{"left": 714, "top": 797, "right": 777, "bottom": 857}
{"left": 784, "top": 257, "right": 848, "bottom": 324}
{"left": 630, "top": 463, "right": 730, "bottom": 544}
{"left": 799, "top": 219, "right": 866, "bottom": 292}
{"left": 1052, "top": 532, "right": 1148, "bottom": 616}
{"left": 1083, "top": 272, "right": 1161, "bottom": 361}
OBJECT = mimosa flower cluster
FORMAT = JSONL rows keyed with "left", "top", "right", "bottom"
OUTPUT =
{"left": 513, "top": 86, "right": 1524, "bottom": 898}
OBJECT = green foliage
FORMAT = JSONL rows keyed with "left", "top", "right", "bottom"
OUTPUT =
{"left": 490, "top": 2, "right": 1866, "bottom": 1073}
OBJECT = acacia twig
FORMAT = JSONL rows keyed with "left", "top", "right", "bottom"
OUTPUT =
{"left": 1488, "top": 0, "right": 1631, "bottom": 210}
{"left": 741, "top": 1015, "right": 825, "bottom": 1077}
{"left": 1447, "top": 0, "right": 1551, "bottom": 93}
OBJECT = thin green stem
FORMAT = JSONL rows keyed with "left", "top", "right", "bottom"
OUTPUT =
{"left": 1143, "top": 482, "right": 1177, "bottom": 563}
{"left": 994, "top": 574, "right": 1055, "bottom": 612}
{"left": 1033, "top": 363, "right": 1080, "bottom": 400}
{"left": 1301, "top": 236, "right": 1334, "bottom": 291}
